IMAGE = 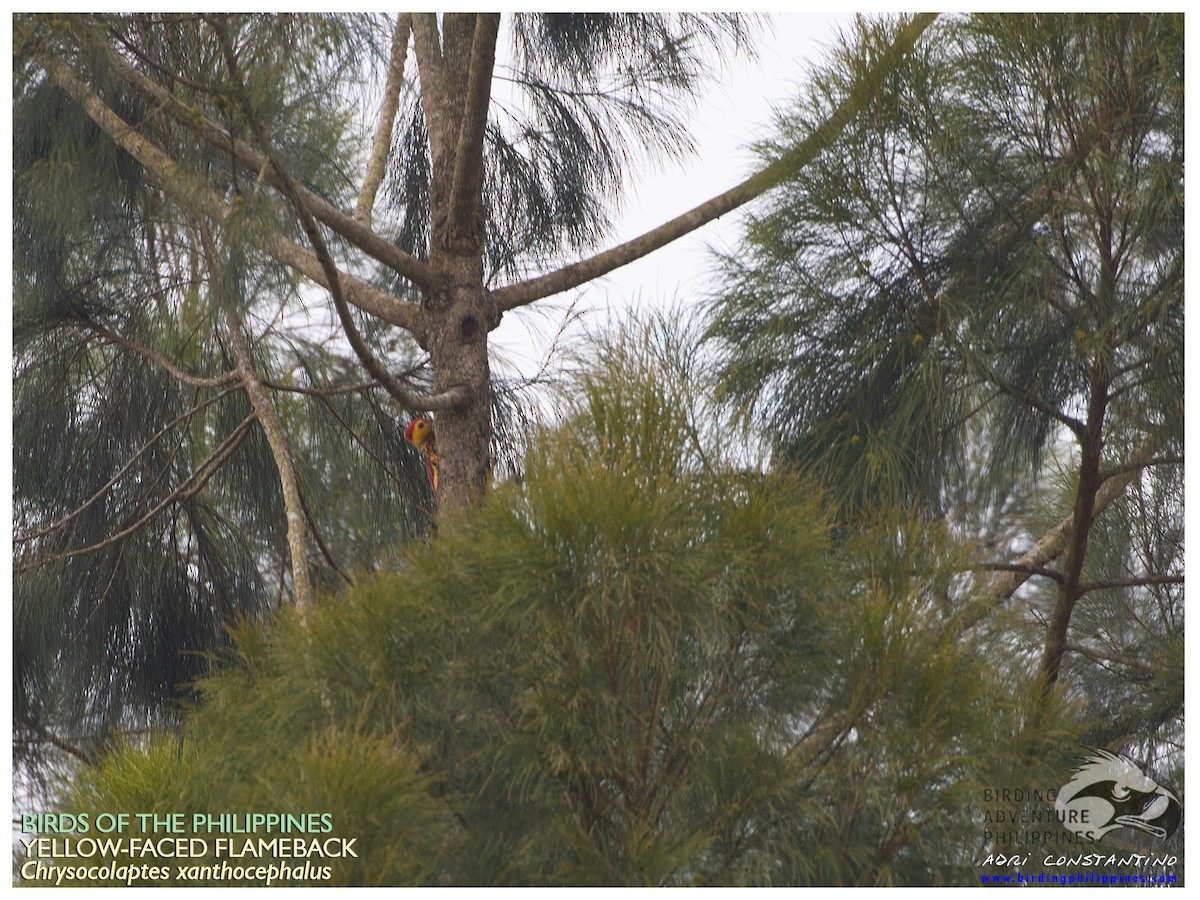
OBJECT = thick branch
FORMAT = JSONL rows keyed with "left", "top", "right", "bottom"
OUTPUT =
{"left": 41, "top": 52, "right": 421, "bottom": 331}
{"left": 1039, "top": 365, "right": 1109, "bottom": 686}
{"left": 410, "top": 14, "right": 448, "bottom": 150}
{"left": 356, "top": 13, "right": 412, "bottom": 226}
{"left": 972, "top": 562, "right": 1063, "bottom": 583}
{"left": 491, "top": 13, "right": 938, "bottom": 310}
{"left": 272, "top": 151, "right": 465, "bottom": 410}
{"left": 212, "top": 39, "right": 467, "bottom": 415}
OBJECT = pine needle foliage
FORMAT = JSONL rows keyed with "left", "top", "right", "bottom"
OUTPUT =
{"left": 706, "top": 13, "right": 1182, "bottom": 527}
{"left": 9, "top": 11, "right": 427, "bottom": 775}
{"left": 32, "top": 328, "right": 1083, "bottom": 886}
{"left": 12, "top": 11, "right": 758, "bottom": 779}
{"left": 385, "top": 13, "right": 758, "bottom": 284}
{"left": 705, "top": 11, "right": 1181, "bottom": 755}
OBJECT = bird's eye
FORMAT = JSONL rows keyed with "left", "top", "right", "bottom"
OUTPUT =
{"left": 1112, "top": 784, "right": 1130, "bottom": 800}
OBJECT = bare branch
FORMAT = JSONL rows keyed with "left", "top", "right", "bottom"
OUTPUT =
{"left": 986, "top": 372, "right": 1086, "bottom": 437}
{"left": 225, "top": 307, "right": 315, "bottom": 613}
{"left": 277, "top": 154, "right": 466, "bottom": 410}
{"left": 1038, "top": 366, "right": 1108, "bottom": 686}
{"left": 950, "top": 433, "right": 1166, "bottom": 635}
{"left": 1077, "top": 575, "right": 1184, "bottom": 596}
{"left": 22, "top": 723, "right": 94, "bottom": 765}
{"left": 1065, "top": 642, "right": 1154, "bottom": 674}
{"left": 261, "top": 378, "right": 379, "bottom": 397}
{"left": 491, "top": 13, "right": 939, "bottom": 310}
{"left": 298, "top": 486, "right": 354, "bottom": 586}
{"left": 972, "top": 562, "right": 1064, "bottom": 583}
{"left": 355, "top": 13, "right": 412, "bottom": 226}
{"left": 309, "top": 392, "right": 410, "bottom": 491}
{"left": 90, "top": 324, "right": 240, "bottom": 388}
{"left": 1100, "top": 454, "right": 1182, "bottom": 481}
{"left": 182, "top": 121, "right": 317, "bottom": 614}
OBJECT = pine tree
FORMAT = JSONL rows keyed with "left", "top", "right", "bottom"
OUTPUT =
{"left": 12, "top": 13, "right": 935, "bottom": 774}
{"left": 705, "top": 9, "right": 1183, "bottom": 832}
{"left": 23, "top": 322, "right": 1078, "bottom": 886}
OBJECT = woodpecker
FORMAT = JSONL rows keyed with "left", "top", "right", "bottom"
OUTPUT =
{"left": 404, "top": 417, "right": 439, "bottom": 495}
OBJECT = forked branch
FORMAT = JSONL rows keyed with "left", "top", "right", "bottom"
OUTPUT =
{"left": 949, "top": 433, "right": 1169, "bottom": 636}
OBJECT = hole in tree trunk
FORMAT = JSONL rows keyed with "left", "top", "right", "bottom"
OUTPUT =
{"left": 459, "top": 314, "right": 479, "bottom": 343}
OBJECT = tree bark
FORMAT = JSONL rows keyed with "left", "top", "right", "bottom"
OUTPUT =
{"left": 226, "top": 309, "right": 315, "bottom": 613}
{"left": 1038, "top": 366, "right": 1107, "bottom": 686}
{"left": 491, "top": 13, "right": 938, "bottom": 311}
{"left": 951, "top": 433, "right": 1163, "bottom": 637}
{"left": 411, "top": 13, "right": 502, "bottom": 509}
{"left": 356, "top": 13, "right": 412, "bottom": 226}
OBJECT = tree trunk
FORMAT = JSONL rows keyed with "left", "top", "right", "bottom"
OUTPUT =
{"left": 423, "top": 279, "right": 498, "bottom": 509}
{"left": 412, "top": 13, "right": 501, "bottom": 509}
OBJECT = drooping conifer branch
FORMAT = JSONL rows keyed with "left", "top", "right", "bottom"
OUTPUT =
{"left": 77, "top": 17, "right": 434, "bottom": 291}
{"left": 14, "top": 413, "right": 255, "bottom": 572}
{"left": 12, "top": 385, "right": 242, "bottom": 546}
{"left": 40, "top": 52, "right": 423, "bottom": 332}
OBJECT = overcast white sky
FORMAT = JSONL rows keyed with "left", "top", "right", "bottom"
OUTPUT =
{"left": 490, "top": 12, "right": 853, "bottom": 379}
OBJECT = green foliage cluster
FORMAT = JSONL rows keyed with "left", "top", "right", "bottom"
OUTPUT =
{"left": 704, "top": 11, "right": 1183, "bottom": 875}
{"left": 11, "top": 10, "right": 756, "bottom": 775}
{"left": 11, "top": 12, "right": 432, "bottom": 771}
{"left": 13, "top": 12, "right": 1182, "bottom": 887}
{"left": 28, "top": 334, "right": 1080, "bottom": 886}
{"left": 707, "top": 13, "right": 1183, "bottom": 524}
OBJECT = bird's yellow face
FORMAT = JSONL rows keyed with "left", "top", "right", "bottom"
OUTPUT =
{"left": 405, "top": 417, "right": 435, "bottom": 452}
